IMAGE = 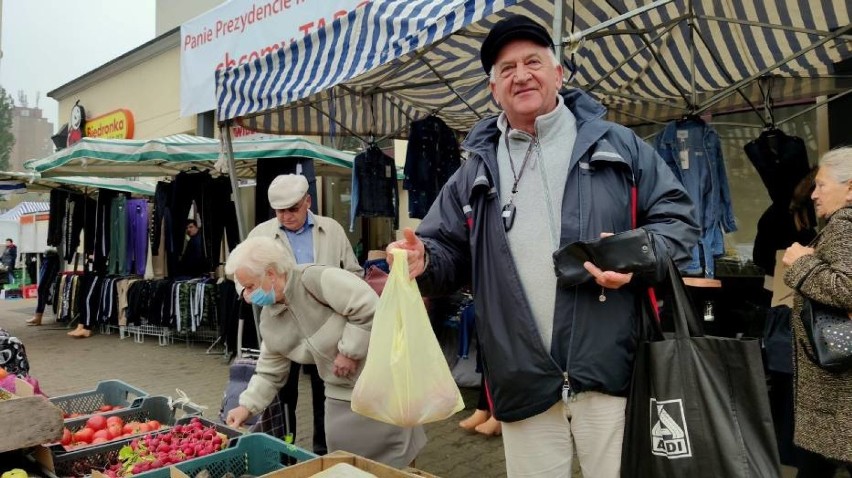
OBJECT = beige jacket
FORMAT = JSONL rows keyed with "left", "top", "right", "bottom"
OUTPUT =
{"left": 239, "top": 264, "right": 376, "bottom": 415}
{"left": 247, "top": 213, "right": 362, "bottom": 274}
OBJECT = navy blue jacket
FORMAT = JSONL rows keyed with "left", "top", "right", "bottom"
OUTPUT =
{"left": 416, "top": 89, "right": 698, "bottom": 422}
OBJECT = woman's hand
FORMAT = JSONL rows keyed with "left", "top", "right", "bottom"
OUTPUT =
{"left": 333, "top": 353, "right": 359, "bottom": 378}
{"left": 782, "top": 243, "right": 815, "bottom": 266}
{"left": 226, "top": 405, "right": 251, "bottom": 428}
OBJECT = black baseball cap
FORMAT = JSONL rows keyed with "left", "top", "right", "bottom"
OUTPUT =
{"left": 480, "top": 15, "right": 554, "bottom": 75}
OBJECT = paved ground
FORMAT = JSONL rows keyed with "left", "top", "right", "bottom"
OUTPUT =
{"left": 0, "top": 298, "right": 506, "bottom": 477}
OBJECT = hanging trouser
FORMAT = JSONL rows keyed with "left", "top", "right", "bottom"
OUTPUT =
{"left": 204, "top": 177, "right": 241, "bottom": 271}
{"left": 126, "top": 199, "right": 149, "bottom": 276}
{"left": 150, "top": 182, "right": 172, "bottom": 255}
{"left": 109, "top": 196, "right": 128, "bottom": 275}
{"left": 78, "top": 274, "right": 102, "bottom": 330}
{"left": 48, "top": 189, "right": 68, "bottom": 248}
{"left": 170, "top": 172, "right": 210, "bottom": 263}
{"left": 93, "top": 189, "right": 117, "bottom": 274}
{"left": 36, "top": 253, "right": 61, "bottom": 314}
{"left": 64, "top": 195, "right": 85, "bottom": 262}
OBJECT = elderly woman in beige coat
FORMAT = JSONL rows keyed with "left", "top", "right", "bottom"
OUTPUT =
{"left": 225, "top": 236, "right": 426, "bottom": 467}
{"left": 782, "top": 147, "right": 852, "bottom": 476}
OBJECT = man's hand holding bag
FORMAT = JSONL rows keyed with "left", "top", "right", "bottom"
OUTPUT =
{"left": 351, "top": 249, "right": 464, "bottom": 427}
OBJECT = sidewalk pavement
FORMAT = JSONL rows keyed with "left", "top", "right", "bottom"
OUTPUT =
{"left": 0, "top": 298, "right": 506, "bottom": 477}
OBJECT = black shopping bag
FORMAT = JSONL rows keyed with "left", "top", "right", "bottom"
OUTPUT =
{"left": 621, "top": 260, "right": 780, "bottom": 478}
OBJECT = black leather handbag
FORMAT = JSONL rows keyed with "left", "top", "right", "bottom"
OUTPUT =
{"left": 800, "top": 298, "right": 852, "bottom": 372}
{"left": 552, "top": 228, "right": 657, "bottom": 288}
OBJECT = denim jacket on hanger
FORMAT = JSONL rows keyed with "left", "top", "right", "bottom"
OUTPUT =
{"left": 655, "top": 118, "right": 737, "bottom": 277}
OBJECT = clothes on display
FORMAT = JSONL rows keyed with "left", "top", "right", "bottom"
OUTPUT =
{"left": 166, "top": 171, "right": 241, "bottom": 277}
{"left": 404, "top": 116, "right": 462, "bottom": 219}
{"left": 47, "top": 189, "right": 68, "bottom": 248}
{"left": 744, "top": 129, "right": 815, "bottom": 274}
{"left": 655, "top": 118, "right": 737, "bottom": 277}
{"left": 351, "top": 144, "right": 398, "bottom": 229}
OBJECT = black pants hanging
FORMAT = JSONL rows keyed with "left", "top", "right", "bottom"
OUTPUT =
{"left": 170, "top": 172, "right": 211, "bottom": 274}
{"left": 93, "top": 189, "right": 118, "bottom": 274}
{"left": 48, "top": 189, "right": 68, "bottom": 248}
{"left": 204, "top": 177, "right": 241, "bottom": 270}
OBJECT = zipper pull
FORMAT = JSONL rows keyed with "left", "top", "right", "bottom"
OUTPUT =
{"left": 561, "top": 372, "right": 573, "bottom": 404}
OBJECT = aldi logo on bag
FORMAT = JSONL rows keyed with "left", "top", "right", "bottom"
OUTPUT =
{"left": 650, "top": 398, "right": 692, "bottom": 459}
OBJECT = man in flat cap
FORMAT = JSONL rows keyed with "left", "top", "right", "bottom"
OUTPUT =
{"left": 387, "top": 14, "right": 698, "bottom": 477}
{"left": 247, "top": 173, "right": 362, "bottom": 455}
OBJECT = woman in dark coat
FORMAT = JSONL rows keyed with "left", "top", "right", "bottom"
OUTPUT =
{"left": 782, "top": 147, "right": 852, "bottom": 476}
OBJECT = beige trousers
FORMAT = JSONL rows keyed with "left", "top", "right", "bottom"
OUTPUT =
{"left": 501, "top": 391, "right": 626, "bottom": 478}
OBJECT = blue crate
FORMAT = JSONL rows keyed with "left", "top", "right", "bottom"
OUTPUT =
{"left": 50, "top": 380, "right": 148, "bottom": 419}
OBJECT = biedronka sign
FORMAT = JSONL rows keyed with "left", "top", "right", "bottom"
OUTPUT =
{"left": 67, "top": 104, "right": 135, "bottom": 147}
{"left": 180, "top": 0, "right": 368, "bottom": 117}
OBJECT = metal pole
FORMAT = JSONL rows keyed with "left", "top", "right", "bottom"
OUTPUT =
{"left": 552, "top": 0, "right": 564, "bottom": 62}
{"left": 688, "top": 0, "right": 697, "bottom": 110}
{"left": 221, "top": 122, "right": 261, "bottom": 348}
{"left": 222, "top": 122, "right": 248, "bottom": 241}
{"left": 563, "top": 0, "right": 675, "bottom": 44}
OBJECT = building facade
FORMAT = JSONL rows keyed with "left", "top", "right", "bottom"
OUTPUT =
{"left": 10, "top": 105, "right": 53, "bottom": 172}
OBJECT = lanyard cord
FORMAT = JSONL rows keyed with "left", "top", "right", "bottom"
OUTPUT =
{"left": 504, "top": 133, "right": 537, "bottom": 202}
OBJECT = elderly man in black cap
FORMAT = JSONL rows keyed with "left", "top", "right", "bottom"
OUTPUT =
{"left": 247, "top": 173, "right": 362, "bottom": 455}
{"left": 387, "top": 14, "right": 698, "bottom": 477}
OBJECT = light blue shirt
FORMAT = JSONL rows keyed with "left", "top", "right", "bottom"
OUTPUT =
{"left": 281, "top": 213, "right": 315, "bottom": 264}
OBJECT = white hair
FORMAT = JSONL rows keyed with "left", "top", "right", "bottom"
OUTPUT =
{"left": 224, "top": 236, "right": 295, "bottom": 285}
{"left": 489, "top": 46, "right": 560, "bottom": 84}
{"left": 819, "top": 147, "right": 852, "bottom": 184}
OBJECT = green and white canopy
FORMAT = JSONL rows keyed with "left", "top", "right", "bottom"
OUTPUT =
{"left": 24, "top": 134, "right": 356, "bottom": 179}
{"left": 0, "top": 171, "right": 157, "bottom": 196}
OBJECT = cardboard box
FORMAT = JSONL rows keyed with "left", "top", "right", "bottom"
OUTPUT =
{"left": 0, "top": 378, "right": 64, "bottom": 453}
{"left": 260, "top": 451, "right": 439, "bottom": 478}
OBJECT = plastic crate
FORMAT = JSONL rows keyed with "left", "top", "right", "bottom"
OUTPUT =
{"left": 61, "top": 396, "right": 203, "bottom": 436}
{"left": 43, "top": 417, "right": 243, "bottom": 478}
{"left": 135, "top": 434, "right": 317, "bottom": 478}
{"left": 49, "top": 380, "right": 148, "bottom": 419}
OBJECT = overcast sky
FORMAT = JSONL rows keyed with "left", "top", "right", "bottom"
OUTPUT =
{"left": 0, "top": 0, "right": 156, "bottom": 132}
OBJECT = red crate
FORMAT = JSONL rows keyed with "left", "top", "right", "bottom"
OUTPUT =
{"left": 23, "top": 284, "right": 38, "bottom": 299}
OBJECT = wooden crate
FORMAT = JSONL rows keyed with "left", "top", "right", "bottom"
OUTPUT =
{"left": 0, "top": 378, "right": 64, "bottom": 453}
{"left": 259, "top": 451, "right": 439, "bottom": 478}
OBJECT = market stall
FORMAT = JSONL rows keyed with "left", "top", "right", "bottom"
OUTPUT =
{"left": 23, "top": 134, "right": 358, "bottom": 348}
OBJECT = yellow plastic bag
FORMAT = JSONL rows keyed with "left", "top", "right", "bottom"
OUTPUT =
{"left": 351, "top": 249, "right": 464, "bottom": 427}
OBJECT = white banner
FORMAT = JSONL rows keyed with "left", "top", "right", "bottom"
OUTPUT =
{"left": 180, "top": 0, "right": 368, "bottom": 117}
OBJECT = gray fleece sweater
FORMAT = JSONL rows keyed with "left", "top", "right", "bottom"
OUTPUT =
{"left": 496, "top": 95, "right": 577, "bottom": 351}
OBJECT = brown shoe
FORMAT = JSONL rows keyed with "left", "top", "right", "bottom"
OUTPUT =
{"left": 475, "top": 416, "right": 502, "bottom": 437}
{"left": 459, "top": 409, "right": 490, "bottom": 432}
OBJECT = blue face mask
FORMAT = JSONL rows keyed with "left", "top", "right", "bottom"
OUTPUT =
{"left": 249, "top": 278, "right": 276, "bottom": 306}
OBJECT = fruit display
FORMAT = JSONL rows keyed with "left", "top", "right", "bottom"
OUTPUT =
{"left": 0, "top": 389, "right": 11, "bottom": 401}
{"left": 60, "top": 414, "right": 162, "bottom": 450}
{"left": 103, "top": 418, "right": 228, "bottom": 477}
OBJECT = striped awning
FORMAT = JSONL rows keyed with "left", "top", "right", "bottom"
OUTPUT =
{"left": 216, "top": 0, "right": 852, "bottom": 135}
{"left": 24, "top": 134, "right": 357, "bottom": 178}
{"left": 0, "top": 202, "right": 50, "bottom": 222}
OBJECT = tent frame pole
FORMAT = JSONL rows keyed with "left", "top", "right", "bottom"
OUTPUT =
{"left": 696, "top": 23, "right": 852, "bottom": 115}
{"left": 221, "top": 121, "right": 263, "bottom": 352}
{"left": 552, "top": 0, "right": 564, "bottom": 62}
{"left": 587, "top": 14, "right": 687, "bottom": 103}
{"left": 563, "top": 0, "right": 675, "bottom": 44}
